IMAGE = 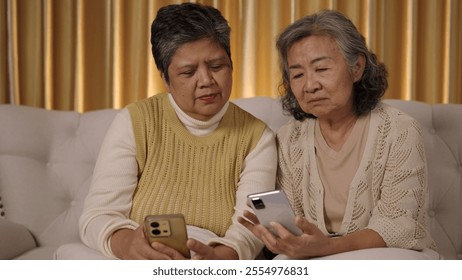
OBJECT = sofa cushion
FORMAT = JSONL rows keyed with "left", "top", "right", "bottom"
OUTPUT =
{"left": 54, "top": 243, "right": 112, "bottom": 260}
{"left": 232, "top": 97, "right": 291, "bottom": 133}
{"left": 0, "top": 218, "right": 37, "bottom": 259}
{"left": 275, "top": 248, "right": 440, "bottom": 260}
{"left": 0, "top": 105, "right": 119, "bottom": 248}
{"left": 13, "top": 246, "right": 59, "bottom": 260}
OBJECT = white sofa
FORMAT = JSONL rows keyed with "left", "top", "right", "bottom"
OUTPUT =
{"left": 0, "top": 97, "right": 461, "bottom": 260}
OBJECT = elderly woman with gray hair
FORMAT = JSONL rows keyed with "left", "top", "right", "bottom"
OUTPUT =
{"left": 239, "top": 10, "right": 437, "bottom": 259}
{"left": 79, "top": 2, "right": 277, "bottom": 260}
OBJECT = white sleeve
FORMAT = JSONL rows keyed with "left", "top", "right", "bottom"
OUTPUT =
{"left": 207, "top": 127, "right": 277, "bottom": 259}
{"left": 79, "top": 109, "right": 139, "bottom": 258}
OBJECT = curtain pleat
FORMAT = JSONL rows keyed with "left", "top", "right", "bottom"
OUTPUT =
{"left": 5, "top": 0, "right": 20, "bottom": 105}
{"left": 1, "top": 0, "right": 461, "bottom": 112}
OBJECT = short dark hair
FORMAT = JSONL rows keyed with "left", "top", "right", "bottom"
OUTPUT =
{"left": 150, "top": 2, "right": 232, "bottom": 84}
{"left": 276, "top": 10, "right": 388, "bottom": 120}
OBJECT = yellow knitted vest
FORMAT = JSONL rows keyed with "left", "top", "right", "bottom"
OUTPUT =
{"left": 127, "top": 93, "right": 266, "bottom": 237}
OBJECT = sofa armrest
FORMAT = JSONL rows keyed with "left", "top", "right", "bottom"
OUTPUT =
{"left": 0, "top": 219, "right": 37, "bottom": 259}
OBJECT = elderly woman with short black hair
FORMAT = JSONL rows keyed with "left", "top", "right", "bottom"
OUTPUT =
{"left": 79, "top": 2, "right": 277, "bottom": 260}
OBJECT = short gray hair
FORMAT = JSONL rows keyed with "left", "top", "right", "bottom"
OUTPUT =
{"left": 150, "top": 2, "right": 232, "bottom": 84}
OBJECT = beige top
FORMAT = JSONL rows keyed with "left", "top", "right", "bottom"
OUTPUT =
{"left": 314, "top": 114, "right": 370, "bottom": 234}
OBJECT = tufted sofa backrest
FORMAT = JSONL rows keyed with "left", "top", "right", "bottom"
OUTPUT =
{"left": 0, "top": 98, "right": 461, "bottom": 259}
{"left": 383, "top": 100, "right": 462, "bottom": 260}
{"left": 0, "top": 105, "right": 118, "bottom": 247}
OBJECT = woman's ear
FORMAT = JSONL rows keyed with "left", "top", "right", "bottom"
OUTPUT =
{"left": 353, "top": 54, "right": 366, "bottom": 82}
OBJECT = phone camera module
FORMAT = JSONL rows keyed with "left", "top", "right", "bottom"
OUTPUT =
{"left": 251, "top": 198, "right": 265, "bottom": 209}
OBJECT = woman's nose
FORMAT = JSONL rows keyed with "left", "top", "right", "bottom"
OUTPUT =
{"left": 197, "top": 68, "right": 214, "bottom": 88}
{"left": 304, "top": 73, "right": 321, "bottom": 93}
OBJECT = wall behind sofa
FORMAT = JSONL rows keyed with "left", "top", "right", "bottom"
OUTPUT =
{"left": 1, "top": 0, "right": 461, "bottom": 112}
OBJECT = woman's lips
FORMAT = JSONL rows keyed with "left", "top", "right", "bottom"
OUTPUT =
{"left": 198, "top": 93, "right": 219, "bottom": 103}
{"left": 307, "top": 97, "right": 327, "bottom": 104}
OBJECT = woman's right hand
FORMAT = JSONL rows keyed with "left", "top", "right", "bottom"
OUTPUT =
{"left": 238, "top": 210, "right": 332, "bottom": 258}
{"left": 110, "top": 225, "right": 186, "bottom": 260}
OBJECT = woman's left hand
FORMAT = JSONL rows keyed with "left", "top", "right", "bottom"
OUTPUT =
{"left": 187, "top": 239, "right": 239, "bottom": 260}
{"left": 238, "top": 210, "right": 333, "bottom": 259}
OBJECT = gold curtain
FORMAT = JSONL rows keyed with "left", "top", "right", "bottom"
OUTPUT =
{"left": 1, "top": 0, "right": 461, "bottom": 112}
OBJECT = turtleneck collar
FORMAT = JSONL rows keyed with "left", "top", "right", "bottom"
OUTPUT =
{"left": 168, "top": 93, "right": 229, "bottom": 136}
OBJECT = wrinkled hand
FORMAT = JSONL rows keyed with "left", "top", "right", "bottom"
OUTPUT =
{"left": 110, "top": 225, "right": 187, "bottom": 260}
{"left": 238, "top": 210, "right": 332, "bottom": 259}
{"left": 187, "top": 239, "right": 239, "bottom": 260}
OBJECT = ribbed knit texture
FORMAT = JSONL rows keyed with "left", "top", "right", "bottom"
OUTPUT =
{"left": 127, "top": 93, "right": 266, "bottom": 237}
{"left": 276, "top": 102, "right": 436, "bottom": 251}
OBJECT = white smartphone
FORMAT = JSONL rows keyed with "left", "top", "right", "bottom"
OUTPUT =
{"left": 247, "top": 190, "right": 302, "bottom": 236}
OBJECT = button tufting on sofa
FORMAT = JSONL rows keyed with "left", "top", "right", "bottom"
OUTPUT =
{"left": 1, "top": 98, "right": 461, "bottom": 260}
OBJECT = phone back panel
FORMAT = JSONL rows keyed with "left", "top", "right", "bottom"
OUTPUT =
{"left": 248, "top": 190, "right": 302, "bottom": 236}
{"left": 144, "top": 214, "right": 190, "bottom": 258}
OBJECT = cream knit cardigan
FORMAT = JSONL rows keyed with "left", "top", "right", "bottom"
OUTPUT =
{"left": 276, "top": 102, "right": 436, "bottom": 250}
